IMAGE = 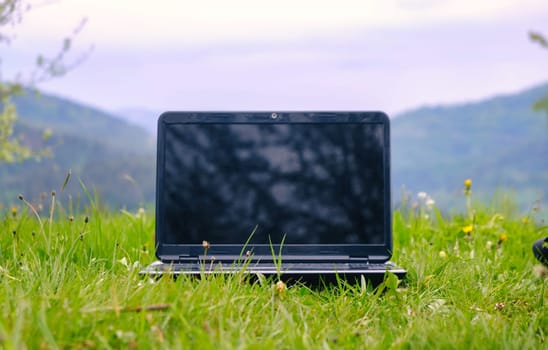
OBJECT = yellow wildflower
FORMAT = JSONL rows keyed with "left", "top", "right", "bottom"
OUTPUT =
{"left": 498, "top": 233, "right": 507, "bottom": 242}
{"left": 496, "top": 233, "right": 508, "bottom": 249}
{"left": 464, "top": 179, "right": 472, "bottom": 190}
{"left": 462, "top": 225, "right": 474, "bottom": 234}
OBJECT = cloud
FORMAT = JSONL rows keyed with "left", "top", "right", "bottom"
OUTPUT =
{"left": 396, "top": 0, "right": 446, "bottom": 11}
{"left": 11, "top": 0, "right": 548, "bottom": 50}
{"left": 4, "top": 0, "right": 548, "bottom": 115}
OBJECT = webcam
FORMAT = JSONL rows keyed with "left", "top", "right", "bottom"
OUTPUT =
{"left": 271, "top": 112, "right": 279, "bottom": 119}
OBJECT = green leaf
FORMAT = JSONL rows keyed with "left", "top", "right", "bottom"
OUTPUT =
{"left": 61, "top": 169, "right": 71, "bottom": 191}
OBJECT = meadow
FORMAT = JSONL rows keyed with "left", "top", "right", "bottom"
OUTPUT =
{"left": 0, "top": 185, "right": 546, "bottom": 349}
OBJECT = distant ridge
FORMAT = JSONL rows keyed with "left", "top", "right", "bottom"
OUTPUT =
{"left": 12, "top": 90, "right": 155, "bottom": 153}
{"left": 391, "top": 81, "right": 548, "bottom": 210}
{"left": 0, "top": 90, "right": 156, "bottom": 209}
{"left": 1, "top": 82, "right": 547, "bottom": 211}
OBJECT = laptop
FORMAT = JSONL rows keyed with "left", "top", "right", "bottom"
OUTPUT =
{"left": 140, "top": 111, "right": 406, "bottom": 284}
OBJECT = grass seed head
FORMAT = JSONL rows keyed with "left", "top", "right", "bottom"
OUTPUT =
{"left": 202, "top": 240, "right": 211, "bottom": 249}
{"left": 275, "top": 280, "right": 287, "bottom": 296}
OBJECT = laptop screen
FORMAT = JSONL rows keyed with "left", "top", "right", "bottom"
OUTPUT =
{"left": 160, "top": 119, "right": 388, "bottom": 246}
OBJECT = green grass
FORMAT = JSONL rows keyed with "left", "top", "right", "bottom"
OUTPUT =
{"left": 0, "top": 193, "right": 546, "bottom": 349}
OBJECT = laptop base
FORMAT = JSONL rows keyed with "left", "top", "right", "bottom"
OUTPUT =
{"left": 140, "top": 260, "right": 406, "bottom": 287}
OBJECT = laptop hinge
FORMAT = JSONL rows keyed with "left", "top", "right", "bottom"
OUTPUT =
{"left": 167, "top": 255, "right": 374, "bottom": 263}
{"left": 160, "top": 256, "right": 197, "bottom": 263}
{"left": 179, "top": 256, "right": 198, "bottom": 261}
{"left": 349, "top": 257, "right": 370, "bottom": 263}
{"left": 197, "top": 255, "right": 352, "bottom": 262}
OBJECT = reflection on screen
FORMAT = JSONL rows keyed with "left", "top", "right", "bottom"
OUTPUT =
{"left": 161, "top": 123, "right": 386, "bottom": 244}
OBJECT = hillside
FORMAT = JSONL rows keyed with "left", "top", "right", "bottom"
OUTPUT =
{"left": 1, "top": 83, "right": 547, "bottom": 212}
{"left": 12, "top": 90, "right": 155, "bottom": 154}
{"left": 391, "top": 83, "right": 548, "bottom": 210}
{"left": 1, "top": 90, "right": 156, "bottom": 209}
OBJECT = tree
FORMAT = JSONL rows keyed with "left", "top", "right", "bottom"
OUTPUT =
{"left": 0, "top": 0, "right": 87, "bottom": 162}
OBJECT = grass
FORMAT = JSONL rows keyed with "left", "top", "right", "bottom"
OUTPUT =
{"left": 0, "top": 190, "right": 547, "bottom": 349}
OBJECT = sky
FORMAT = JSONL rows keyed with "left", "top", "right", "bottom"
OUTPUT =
{"left": 2, "top": 0, "right": 548, "bottom": 124}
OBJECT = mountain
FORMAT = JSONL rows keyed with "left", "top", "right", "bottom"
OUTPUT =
{"left": 1, "top": 91, "right": 156, "bottom": 209}
{"left": 2, "top": 83, "right": 547, "bottom": 212}
{"left": 391, "top": 83, "right": 548, "bottom": 210}
{"left": 12, "top": 91, "right": 155, "bottom": 152}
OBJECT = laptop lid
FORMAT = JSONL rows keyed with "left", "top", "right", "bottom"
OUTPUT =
{"left": 155, "top": 112, "right": 392, "bottom": 263}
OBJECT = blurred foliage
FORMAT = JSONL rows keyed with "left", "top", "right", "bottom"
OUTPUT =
{"left": 0, "top": 0, "right": 88, "bottom": 163}
{"left": 529, "top": 31, "right": 548, "bottom": 48}
{"left": 1, "top": 91, "right": 155, "bottom": 209}
{"left": 1, "top": 1, "right": 29, "bottom": 162}
{"left": 0, "top": 1, "right": 149, "bottom": 208}
{"left": 529, "top": 31, "right": 548, "bottom": 115}
{"left": 0, "top": 83, "right": 32, "bottom": 162}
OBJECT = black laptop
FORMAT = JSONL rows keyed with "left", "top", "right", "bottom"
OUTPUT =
{"left": 141, "top": 111, "right": 406, "bottom": 284}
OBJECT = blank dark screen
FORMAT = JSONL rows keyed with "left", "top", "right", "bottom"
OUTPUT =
{"left": 161, "top": 123, "right": 386, "bottom": 244}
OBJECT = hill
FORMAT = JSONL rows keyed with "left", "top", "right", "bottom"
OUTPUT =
{"left": 391, "top": 83, "right": 548, "bottom": 211}
{"left": 0, "top": 90, "right": 156, "bottom": 209}
{"left": 12, "top": 90, "right": 155, "bottom": 153}
{"left": 1, "top": 83, "right": 547, "bottom": 212}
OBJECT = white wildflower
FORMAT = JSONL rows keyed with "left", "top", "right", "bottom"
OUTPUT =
{"left": 136, "top": 207, "right": 145, "bottom": 218}
{"left": 118, "top": 257, "right": 128, "bottom": 267}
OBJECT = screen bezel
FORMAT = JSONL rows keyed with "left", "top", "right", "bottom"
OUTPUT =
{"left": 155, "top": 112, "right": 392, "bottom": 262}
